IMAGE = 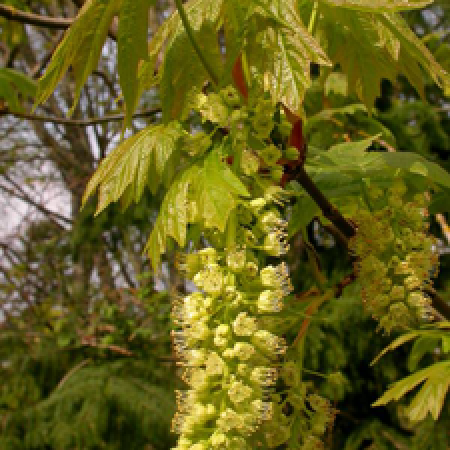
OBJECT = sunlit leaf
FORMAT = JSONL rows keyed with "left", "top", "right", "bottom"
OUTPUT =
{"left": 82, "top": 122, "right": 183, "bottom": 214}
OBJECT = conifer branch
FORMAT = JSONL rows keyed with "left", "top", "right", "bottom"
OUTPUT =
{"left": 173, "top": 0, "right": 219, "bottom": 86}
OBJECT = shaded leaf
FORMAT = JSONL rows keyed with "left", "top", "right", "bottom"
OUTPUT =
{"left": 118, "top": 0, "right": 150, "bottom": 129}
{"left": 0, "top": 68, "right": 36, "bottom": 112}
{"left": 36, "top": 0, "right": 120, "bottom": 113}
{"left": 160, "top": 22, "right": 222, "bottom": 121}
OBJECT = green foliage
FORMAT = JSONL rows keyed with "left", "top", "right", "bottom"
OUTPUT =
{"left": 82, "top": 121, "right": 183, "bottom": 214}
{"left": 145, "top": 150, "right": 249, "bottom": 267}
{"left": 372, "top": 323, "right": 450, "bottom": 422}
{"left": 0, "top": 68, "right": 36, "bottom": 112}
{"left": 118, "top": 0, "right": 151, "bottom": 128}
{"left": 36, "top": 0, "right": 120, "bottom": 114}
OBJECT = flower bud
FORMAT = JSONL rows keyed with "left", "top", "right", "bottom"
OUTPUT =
{"left": 228, "top": 380, "right": 253, "bottom": 404}
{"left": 232, "top": 312, "right": 258, "bottom": 336}
{"left": 205, "top": 352, "right": 226, "bottom": 376}
{"left": 257, "top": 290, "right": 283, "bottom": 313}
{"left": 214, "top": 324, "right": 230, "bottom": 347}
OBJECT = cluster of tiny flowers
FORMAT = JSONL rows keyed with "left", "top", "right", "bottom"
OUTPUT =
{"left": 349, "top": 182, "right": 439, "bottom": 333}
{"left": 171, "top": 202, "right": 293, "bottom": 449}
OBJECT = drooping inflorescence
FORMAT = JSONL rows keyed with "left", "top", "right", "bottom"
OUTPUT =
{"left": 171, "top": 199, "right": 293, "bottom": 449}
{"left": 349, "top": 181, "right": 439, "bottom": 333}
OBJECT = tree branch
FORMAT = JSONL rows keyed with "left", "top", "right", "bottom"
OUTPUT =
{"left": 0, "top": 4, "right": 117, "bottom": 39}
{"left": 0, "top": 4, "right": 73, "bottom": 29}
{"left": 291, "top": 166, "right": 356, "bottom": 239}
{"left": 424, "top": 287, "right": 450, "bottom": 321}
{"left": 0, "top": 107, "right": 161, "bottom": 127}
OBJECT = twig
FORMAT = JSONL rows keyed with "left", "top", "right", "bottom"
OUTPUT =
{"left": 293, "top": 166, "right": 356, "bottom": 238}
{"left": 174, "top": 0, "right": 218, "bottom": 86}
{"left": 0, "top": 107, "right": 161, "bottom": 126}
{"left": 0, "top": 4, "right": 73, "bottom": 29}
{"left": 292, "top": 289, "right": 334, "bottom": 346}
{"left": 436, "top": 213, "right": 450, "bottom": 244}
{"left": 0, "top": 4, "right": 117, "bottom": 40}
{"left": 424, "top": 287, "right": 450, "bottom": 321}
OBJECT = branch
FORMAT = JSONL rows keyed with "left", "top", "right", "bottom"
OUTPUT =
{"left": 0, "top": 179, "right": 72, "bottom": 226}
{"left": 0, "top": 4, "right": 72, "bottom": 29}
{"left": 0, "top": 107, "right": 161, "bottom": 126}
{"left": 0, "top": 4, "right": 117, "bottom": 39}
{"left": 174, "top": 0, "right": 218, "bottom": 86}
{"left": 424, "top": 287, "right": 450, "bottom": 321}
{"left": 292, "top": 166, "right": 356, "bottom": 239}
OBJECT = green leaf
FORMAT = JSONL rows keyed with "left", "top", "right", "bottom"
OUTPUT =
{"left": 406, "top": 363, "right": 450, "bottom": 421}
{"left": 160, "top": 22, "right": 223, "bottom": 121}
{"left": 382, "top": 153, "right": 450, "bottom": 188}
{"left": 327, "top": 134, "right": 381, "bottom": 162}
{"left": 264, "top": 0, "right": 330, "bottom": 114}
{"left": 82, "top": 122, "right": 183, "bottom": 214}
{"left": 320, "top": 0, "right": 433, "bottom": 12}
{"left": 118, "top": 0, "right": 150, "bottom": 129}
{"left": 372, "top": 361, "right": 450, "bottom": 422}
{"left": 379, "top": 14, "right": 450, "bottom": 97}
{"left": 371, "top": 331, "right": 420, "bottom": 365}
{"left": 195, "top": 151, "right": 250, "bottom": 231}
{"left": 288, "top": 195, "right": 320, "bottom": 238}
{"left": 306, "top": 5, "right": 450, "bottom": 109}
{"left": 146, "top": 149, "right": 249, "bottom": 268}
{"left": 138, "top": 0, "right": 224, "bottom": 96}
{"left": 36, "top": 0, "right": 120, "bottom": 113}
{"left": 145, "top": 165, "right": 200, "bottom": 268}
{"left": 0, "top": 68, "right": 36, "bottom": 112}
{"left": 408, "top": 336, "right": 441, "bottom": 372}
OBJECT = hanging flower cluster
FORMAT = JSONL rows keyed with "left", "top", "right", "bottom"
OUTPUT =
{"left": 349, "top": 181, "right": 438, "bottom": 333}
{"left": 171, "top": 201, "right": 293, "bottom": 449}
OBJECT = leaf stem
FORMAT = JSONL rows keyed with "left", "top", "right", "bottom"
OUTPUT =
{"left": 173, "top": 0, "right": 219, "bottom": 86}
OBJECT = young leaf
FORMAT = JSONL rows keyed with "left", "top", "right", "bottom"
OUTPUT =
{"left": 372, "top": 361, "right": 450, "bottom": 422}
{"left": 146, "top": 150, "right": 250, "bottom": 267}
{"left": 320, "top": 0, "right": 433, "bottom": 12}
{"left": 118, "top": 0, "right": 151, "bottom": 129}
{"left": 371, "top": 331, "right": 420, "bottom": 365}
{"left": 305, "top": 5, "right": 450, "bottom": 109}
{"left": 0, "top": 68, "right": 36, "bottom": 112}
{"left": 138, "top": 0, "right": 224, "bottom": 95}
{"left": 145, "top": 165, "right": 200, "bottom": 268}
{"left": 82, "top": 122, "right": 183, "bottom": 214}
{"left": 159, "top": 22, "right": 222, "bottom": 121}
{"left": 36, "top": 0, "right": 120, "bottom": 113}
{"left": 195, "top": 151, "right": 250, "bottom": 232}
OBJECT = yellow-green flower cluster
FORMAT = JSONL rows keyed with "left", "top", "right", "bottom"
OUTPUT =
{"left": 349, "top": 182, "right": 438, "bottom": 333}
{"left": 171, "top": 203, "right": 292, "bottom": 449}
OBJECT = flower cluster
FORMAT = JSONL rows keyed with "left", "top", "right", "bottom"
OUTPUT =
{"left": 171, "top": 203, "right": 293, "bottom": 449}
{"left": 349, "top": 182, "right": 438, "bottom": 333}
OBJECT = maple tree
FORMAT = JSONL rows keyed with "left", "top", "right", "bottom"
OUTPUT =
{"left": 1, "top": 0, "right": 450, "bottom": 448}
